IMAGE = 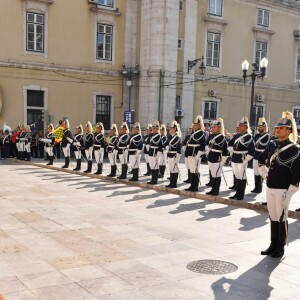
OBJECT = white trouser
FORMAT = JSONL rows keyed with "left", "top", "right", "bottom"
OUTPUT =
{"left": 149, "top": 155, "right": 159, "bottom": 170}
{"left": 168, "top": 155, "right": 180, "bottom": 173}
{"left": 144, "top": 153, "right": 149, "bottom": 163}
{"left": 266, "top": 187, "right": 287, "bottom": 221}
{"left": 119, "top": 150, "right": 128, "bottom": 164}
{"left": 185, "top": 157, "right": 189, "bottom": 169}
{"left": 19, "top": 142, "right": 25, "bottom": 151}
{"left": 25, "top": 143, "right": 31, "bottom": 153}
{"left": 129, "top": 153, "right": 141, "bottom": 169}
{"left": 187, "top": 156, "right": 200, "bottom": 173}
{"left": 85, "top": 146, "right": 93, "bottom": 161}
{"left": 45, "top": 146, "right": 53, "bottom": 156}
{"left": 108, "top": 150, "right": 117, "bottom": 165}
{"left": 159, "top": 151, "right": 167, "bottom": 166}
{"left": 62, "top": 144, "right": 70, "bottom": 158}
{"left": 231, "top": 162, "right": 247, "bottom": 180}
{"left": 208, "top": 162, "right": 222, "bottom": 178}
{"left": 253, "top": 159, "right": 259, "bottom": 176}
{"left": 94, "top": 148, "right": 104, "bottom": 164}
{"left": 74, "top": 150, "right": 81, "bottom": 159}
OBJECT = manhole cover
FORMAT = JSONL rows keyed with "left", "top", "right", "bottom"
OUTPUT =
{"left": 187, "top": 259, "right": 238, "bottom": 275}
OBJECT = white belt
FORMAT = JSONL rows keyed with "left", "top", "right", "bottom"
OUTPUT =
{"left": 118, "top": 147, "right": 127, "bottom": 149}
{"left": 188, "top": 144, "right": 199, "bottom": 147}
{"left": 233, "top": 150, "right": 248, "bottom": 154}
{"left": 94, "top": 145, "right": 102, "bottom": 148}
{"left": 211, "top": 149, "right": 222, "bottom": 153}
{"left": 129, "top": 149, "right": 138, "bottom": 151}
{"left": 168, "top": 151, "right": 177, "bottom": 154}
{"left": 150, "top": 146, "right": 158, "bottom": 149}
{"left": 255, "top": 148, "right": 264, "bottom": 152}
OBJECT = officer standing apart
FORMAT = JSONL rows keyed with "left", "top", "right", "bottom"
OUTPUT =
{"left": 117, "top": 122, "right": 130, "bottom": 179}
{"left": 106, "top": 124, "right": 118, "bottom": 177}
{"left": 84, "top": 121, "right": 94, "bottom": 173}
{"left": 251, "top": 117, "right": 270, "bottom": 194}
{"left": 61, "top": 119, "right": 73, "bottom": 169}
{"left": 185, "top": 116, "right": 206, "bottom": 192}
{"left": 166, "top": 120, "right": 182, "bottom": 188}
{"left": 72, "top": 125, "right": 84, "bottom": 171}
{"left": 259, "top": 111, "right": 300, "bottom": 258}
{"left": 229, "top": 117, "right": 254, "bottom": 200}
{"left": 147, "top": 121, "right": 163, "bottom": 185}
{"left": 159, "top": 124, "right": 168, "bottom": 179}
{"left": 182, "top": 125, "right": 193, "bottom": 184}
{"left": 94, "top": 122, "right": 105, "bottom": 175}
{"left": 206, "top": 118, "right": 229, "bottom": 196}
{"left": 42, "top": 124, "right": 55, "bottom": 165}
{"left": 128, "top": 122, "right": 143, "bottom": 182}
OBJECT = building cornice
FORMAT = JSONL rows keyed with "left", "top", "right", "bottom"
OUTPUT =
{"left": 90, "top": 7, "right": 121, "bottom": 16}
{"left": 22, "top": 0, "right": 54, "bottom": 4}
{"left": 0, "top": 59, "right": 121, "bottom": 77}
{"left": 242, "top": 0, "right": 300, "bottom": 12}
{"left": 252, "top": 26, "right": 275, "bottom": 35}
{"left": 203, "top": 16, "right": 228, "bottom": 26}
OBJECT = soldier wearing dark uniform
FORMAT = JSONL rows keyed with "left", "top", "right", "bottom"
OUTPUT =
{"left": 2, "top": 130, "right": 10, "bottom": 159}
{"left": 106, "top": 124, "right": 118, "bottom": 177}
{"left": 72, "top": 125, "right": 84, "bottom": 171}
{"left": 31, "top": 130, "right": 38, "bottom": 158}
{"left": 205, "top": 118, "right": 229, "bottom": 196}
{"left": 42, "top": 124, "right": 55, "bottom": 165}
{"left": 143, "top": 124, "right": 152, "bottom": 176}
{"left": 159, "top": 124, "right": 168, "bottom": 179}
{"left": 94, "top": 122, "right": 106, "bottom": 175}
{"left": 228, "top": 124, "right": 241, "bottom": 190}
{"left": 259, "top": 111, "right": 300, "bottom": 258}
{"left": 128, "top": 122, "right": 143, "bottom": 182}
{"left": 61, "top": 119, "right": 73, "bottom": 168}
{"left": 18, "top": 125, "right": 26, "bottom": 160}
{"left": 84, "top": 121, "right": 94, "bottom": 173}
{"left": 251, "top": 117, "right": 270, "bottom": 194}
{"left": 147, "top": 121, "right": 163, "bottom": 185}
{"left": 117, "top": 122, "right": 130, "bottom": 179}
{"left": 24, "top": 125, "right": 32, "bottom": 161}
{"left": 166, "top": 120, "right": 182, "bottom": 188}
{"left": 185, "top": 116, "right": 206, "bottom": 192}
{"left": 229, "top": 117, "right": 254, "bottom": 200}
{"left": 182, "top": 125, "right": 193, "bottom": 183}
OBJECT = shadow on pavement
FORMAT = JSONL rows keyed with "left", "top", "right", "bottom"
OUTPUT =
{"left": 212, "top": 256, "right": 281, "bottom": 300}
{"left": 127, "top": 191, "right": 161, "bottom": 202}
{"left": 196, "top": 205, "right": 238, "bottom": 221}
{"left": 147, "top": 196, "right": 186, "bottom": 209}
{"left": 239, "top": 214, "right": 269, "bottom": 231}
{"left": 169, "top": 200, "right": 210, "bottom": 214}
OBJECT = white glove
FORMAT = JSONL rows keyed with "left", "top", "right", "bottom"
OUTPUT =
{"left": 228, "top": 146, "right": 233, "bottom": 156}
{"left": 282, "top": 185, "right": 299, "bottom": 208}
{"left": 242, "top": 154, "right": 253, "bottom": 168}
{"left": 165, "top": 145, "right": 170, "bottom": 151}
{"left": 67, "top": 137, "right": 73, "bottom": 143}
{"left": 258, "top": 165, "right": 268, "bottom": 180}
{"left": 73, "top": 142, "right": 80, "bottom": 146}
{"left": 205, "top": 145, "right": 209, "bottom": 156}
{"left": 220, "top": 156, "right": 228, "bottom": 167}
{"left": 146, "top": 145, "right": 150, "bottom": 151}
{"left": 182, "top": 145, "right": 186, "bottom": 153}
{"left": 195, "top": 150, "right": 204, "bottom": 160}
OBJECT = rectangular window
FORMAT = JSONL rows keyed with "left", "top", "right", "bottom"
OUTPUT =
{"left": 255, "top": 41, "right": 267, "bottom": 71}
{"left": 26, "top": 12, "right": 44, "bottom": 53}
{"left": 206, "top": 32, "right": 220, "bottom": 67}
{"left": 178, "top": 39, "right": 183, "bottom": 49}
{"left": 257, "top": 9, "right": 269, "bottom": 27}
{"left": 204, "top": 101, "right": 217, "bottom": 120}
{"left": 253, "top": 105, "right": 264, "bottom": 125}
{"left": 96, "top": 95, "right": 111, "bottom": 129}
{"left": 209, "top": 0, "right": 223, "bottom": 16}
{"left": 98, "top": 0, "right": 114, "bottom": 7}
{"left": 27, "top": 90, "right": 45, "bottom": 132}
{"left": 293, "top": 108, "right": 300, "bottom": 126}
{"left": 179, "top": 1, "right": 183, "bottom": 10}
{"left": 297, "top": 47, "right": 300, "bottom": 80}
{"left": 27, "top": 90, "right": 44, "bottom": 107}
{"left": 176, "top": 96, "right": 181, "bottom": 110}
{"left": 97, "top": 24, "right": 113, "bottom": 61}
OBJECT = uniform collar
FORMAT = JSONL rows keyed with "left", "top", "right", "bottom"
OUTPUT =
{"left": 277, "top": 138, "right": 291, "bottom": 148}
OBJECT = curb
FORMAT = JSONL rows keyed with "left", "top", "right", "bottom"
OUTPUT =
{"left": 18, "top": 160, "right": 300, "bottom": 220}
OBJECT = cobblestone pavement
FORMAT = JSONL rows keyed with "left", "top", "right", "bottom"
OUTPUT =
{"left": 0, "top": 158, "right": 300, "bottom": 299}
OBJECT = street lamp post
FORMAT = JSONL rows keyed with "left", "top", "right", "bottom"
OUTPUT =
{"left": 121, "top": 64, "right": 139, "bottom": 111}
{"left": 188, "top": 56, "right": 206, "bottom": 75}
{"left": 241, "top": 57, "right": 268, "bottom": 128}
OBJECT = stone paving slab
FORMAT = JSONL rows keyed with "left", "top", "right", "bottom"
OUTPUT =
{"left": 0, "top": 158, "right": 300, "bottom": 299}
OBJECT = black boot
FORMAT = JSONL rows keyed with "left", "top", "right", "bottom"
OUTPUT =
{"left": 107, "top": 165, "right": 117, "bottom": 177}
{"left": 147, "top": 169, "right": 158, "bottom": 185}
{"left": 144, "top": 163, "right": 151, "bottom": 176}
{"left": 192, "top": 173, "right": 199, "bottom": 192}
{"left": 229, "top": 179, "right": 241, "bottom": 199}
{"left": 184, "top": 169, "right": 191, "bottom": 183}
{"left": 129, "top": 168, "right": 139, "bottom": 181}
{"left": 73, "top": 159, "right": 81, "bottom": 171}
{"left": 166, "top": 173, "right": 175, "bottom": 188}
{"left": 211, "top": 177, "right": 221, "bottom": 196}
{"left": 271, "top": 221, "right": 287, "bottom": 258}
{"left": 185, "top": 173, "right": 195, "bottom": 191}
{"left": 251, "top": 175, "right": 262, "bottom": 193}
{"left": 118, "top": 164, "right": 128, "bottom": 179}
{"left": 236, "top": 179, "right": 247, "bottom": 200}
{"left": 206, "top": 178, "right": 216, "bottom": 195}
{"left": 84, "top": 161, "right": 92, "bottom": 173}
{"left": 26, "top": 152, "right": 31, "bottom": 161}
{"left": 261, "top": 221, "right": 279, "bottom": 255}
{"left": 206, "top": 171, "right": 212, "bottom": 186}
{"left": 94, "top": 163, "right": 103, "bottom": 175}
{"left": 229, "top": 175, "right": 237, "bottom": 190}
{"left": 158, "top": 165, "right": 166, "bottom": 178}
{"left": 47, "top": 156, "right": 54, "bottom": 166}
{"left": 61, "top": 157, "right": 70, "bottom": 168}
